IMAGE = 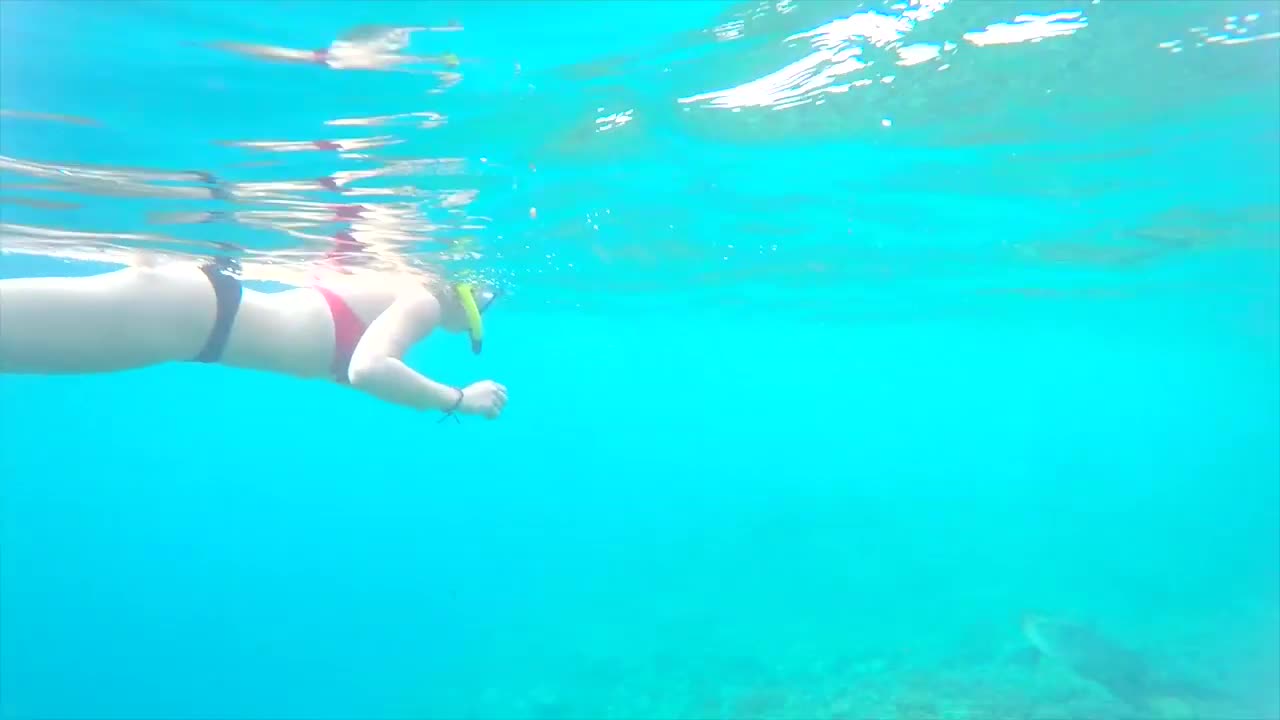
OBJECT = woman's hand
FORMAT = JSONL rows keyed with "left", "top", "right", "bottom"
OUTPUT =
{"left": 459, "top": 380, "right": 508, "bottom": 419}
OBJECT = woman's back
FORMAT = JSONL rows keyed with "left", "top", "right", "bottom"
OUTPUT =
{"left": 0, "top": 262, "right": 405, "bottom": 378}
{"left": 210, "top": 273, "right": 405, "bottom": 380}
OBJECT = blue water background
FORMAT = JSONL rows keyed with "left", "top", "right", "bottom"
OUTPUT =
{"left": 1, "top": 1, "right": 1278, "bottom": 718}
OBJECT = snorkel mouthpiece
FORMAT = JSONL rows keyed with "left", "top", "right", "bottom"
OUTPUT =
{"left": 455, "top": 283, "right": 484, "bottom": 354}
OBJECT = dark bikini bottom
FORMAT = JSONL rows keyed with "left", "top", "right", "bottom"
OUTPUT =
{"left": 193, "top": 262, "right": 243, "bottom": 363}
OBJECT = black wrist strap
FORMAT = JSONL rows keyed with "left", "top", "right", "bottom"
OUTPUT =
{"left": 439, "top": 388, "right": 464, "bottom": 424}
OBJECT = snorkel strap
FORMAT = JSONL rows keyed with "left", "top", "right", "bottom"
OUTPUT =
{"left": 455, "top": 282, "right": 484, "bottom": 354}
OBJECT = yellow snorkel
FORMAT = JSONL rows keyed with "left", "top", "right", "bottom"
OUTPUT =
{"left": 455, "top": 282, "right": 484, "bottom": 354}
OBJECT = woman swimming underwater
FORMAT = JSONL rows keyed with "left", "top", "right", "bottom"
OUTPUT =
{"left": 0, "top": 258, "right": 508, "bottom": 420}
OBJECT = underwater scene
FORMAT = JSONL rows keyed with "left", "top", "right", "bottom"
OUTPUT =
{"left": 1, "top": 1, "right": 1278, "bottom": 719}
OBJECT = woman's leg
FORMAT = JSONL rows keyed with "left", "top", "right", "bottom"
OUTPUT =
{"left": 0, "top": 264, "right": 218, "bottom": 374}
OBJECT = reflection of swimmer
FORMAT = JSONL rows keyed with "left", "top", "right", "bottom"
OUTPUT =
{"left": 208, "top": 158, "right": 467, "bottom": 203}
{"left": 149, "top": 201, "right": 419, "bottom": 231}
{"left": 217, "top": 136, "right": 402, "bottom": 153}
{"left": 0, "top": 154, "right": 224, "bottom": 200}
{"left": 205, "top": 24, "right": 461, "bottom": 74}
{"left": 0, "top": 261, "right": 507, "bottom": 419}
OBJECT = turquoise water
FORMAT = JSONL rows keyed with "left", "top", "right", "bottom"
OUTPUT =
{"left": 1, "top": 1, "right": 1278, "bottom": 718}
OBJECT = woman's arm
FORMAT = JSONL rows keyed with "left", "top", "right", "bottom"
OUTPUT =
{"left": 345, "top": 288, "right": 460, "bottom": 411}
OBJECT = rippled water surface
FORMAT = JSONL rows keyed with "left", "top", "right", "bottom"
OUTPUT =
{"left": 3, "top": 1, "right": 1276, "bottom": 315}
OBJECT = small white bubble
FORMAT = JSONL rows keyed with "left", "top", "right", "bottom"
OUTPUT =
{"left": 1245, "top": 13, "right": 1260, "bottom": 22}
{"left": 881, "top": 118, "right": 893, "bottom": 127}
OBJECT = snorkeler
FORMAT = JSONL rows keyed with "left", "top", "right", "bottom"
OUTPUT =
{"left": 0, "top": 260, "right": 508, "bottom": 419}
